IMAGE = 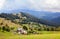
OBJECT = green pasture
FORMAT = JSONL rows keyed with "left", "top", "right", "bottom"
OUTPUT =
{"left": 0, "top": 31, "right": 60, "bottom": 39}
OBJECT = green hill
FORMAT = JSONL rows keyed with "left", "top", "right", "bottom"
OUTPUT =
{"left": 0, "top": 12, "right": 60, "bottom": 33}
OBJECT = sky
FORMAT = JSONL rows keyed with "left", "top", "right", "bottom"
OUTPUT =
{"left": 0, "top": 0, "right": 60, "bottom": 12}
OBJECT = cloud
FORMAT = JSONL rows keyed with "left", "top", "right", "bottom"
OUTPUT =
{"left": 0, "top": 0, "right": 60, "bottom": 12}
{"left": 41, "top": 0, "right": 60, "bottom": 12}
{"left": 27, "top": 0, "right": 60, "bottom": 12}
{"left": 0, "top": 0, "right": 5, "bottom": 10}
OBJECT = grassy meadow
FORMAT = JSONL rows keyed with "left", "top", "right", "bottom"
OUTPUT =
{"left": 0, "top": 31, "right": 60, "bottom": 39}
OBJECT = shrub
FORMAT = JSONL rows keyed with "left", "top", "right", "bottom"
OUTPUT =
{"left": 5, "top": 26, "right": 10, "bottom": 32}
{"left": 0, "top": 27, "right": 1, "bottom": 31}
{"left": 47, "top": 28, "right": 49, "bottom": 31}
{"left": 28, "top": 30, "right": 34, "bottom": 33}
{"left": 2, "top": 26, "right": 6, "bottom": 32}
{"left": 6, "top": 28, "right": 10, "bottom": 32}
{"left": 23, "top": 26, "right": 28, "bottom": 30}
{"left": 11, "top": 27, "right": 15, "bottom": 30}
{"left": 2, "top": 26, "right": 10, "bottom": 32}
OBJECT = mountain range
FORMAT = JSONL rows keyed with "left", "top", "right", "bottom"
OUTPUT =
{"left": 0, "top": 9, "right": 60, "bottom": 26}
{"left": 19, "top": 10, "right": 60, "bottom": 26}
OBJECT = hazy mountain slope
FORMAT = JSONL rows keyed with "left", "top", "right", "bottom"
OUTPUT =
{"left": 0, "top": 12, "right": 60, "bottom": 27}
{"left": 18, "top": 10, "right": 60, "bottom": 26}
{"left": 51, "top": 17, "right": 60, "bottom": 24}
{"left": 0, "top": 13, "right": 43, "bottom": 27}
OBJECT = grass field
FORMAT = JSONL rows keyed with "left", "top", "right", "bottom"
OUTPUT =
{"left": 0, "top": 31, "right": 60, "bottom": 39}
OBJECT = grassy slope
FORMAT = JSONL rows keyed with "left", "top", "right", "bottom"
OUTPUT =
{"left": 0, "top": 18, "right": 21, "bottom": 28}
{"left": 0, "top": 31, "right": 60, "bottom": 39}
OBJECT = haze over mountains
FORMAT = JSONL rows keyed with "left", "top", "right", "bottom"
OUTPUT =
{"left": 3, "top": 9, "right": 60, "bottom": 26}
{"left": 0, "top": 0, "right": 60, "bottom": 26}
{"left": 0, "top": 9, "right": 60, "bottom": 26}
{"left": 18, "top": 10, "right": 60, "bottom": 25}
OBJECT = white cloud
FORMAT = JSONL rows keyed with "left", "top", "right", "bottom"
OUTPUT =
{"left": 2, "top": 0, "right": 30, "bottom": 10}
{"left": 0, "top": 0, "right": 60, "bottom": 12}
{"left": 0, "top": 0, "right": 5, "bottom": 10}
{"left": 28, "top": 0, "right": 60, "bottom": 12}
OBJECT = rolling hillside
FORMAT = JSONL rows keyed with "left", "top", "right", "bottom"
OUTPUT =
{"left": 0, "top": 12, "right": 60, "bottom": 27}
{"left": 0, "top": 18, "right": 21, "bottom": 28}
{"left": 0, "top": 12, "right": 60, "bottom": 33}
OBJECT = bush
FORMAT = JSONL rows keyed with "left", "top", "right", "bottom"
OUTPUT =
{"left": 28, "top": 30, "right": 34, "bottom": 33}
{"left": 2, "top": 26, "right": 10, "bottom": 32}
{"left": 2, "top": 26, "right": 6, "bottom": 32}
{"left": 0, "top": 23, "right": 3, "bottom": 25}
{"left": 6, "top": 28, "right": 10, "bottom": 32}
{"left": 0, "top": 27, "right": 1, "bottom": 31}
{"left": 51, "top": 28, "right": 54, "bottom": 31}
{"left": 5, "top": 26, "right": 10, "bottom": 32}
{"left": 47, "top": 28, "right": 49, "bottom": 31}
{"left": 23, "top": 26, "right": 28, "bottom": 30}
{"left": 11, "top": 27, "right": 15, "bottom": 30}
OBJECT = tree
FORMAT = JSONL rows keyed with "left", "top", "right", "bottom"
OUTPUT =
{"left": 5, "top": 26, "right": 10, "bottom": 32}
{"left": 51, "top": 28, "right": 54, "bottom": 31}
{"left": 2, "top": 26, "right": 6, "bottom": 32}
{"left": 11, "top": 27, "right": 15, "bottom": 30}
{"left": 47, "top": 28, "right": 49, "bottom": 31}
{"left": 0, "top": 27, "right": 1, "bottom": 31}
{"left": 44, "top": 27, "right": 47, "bottom": 31}
{"left": 23, "top": 26, "right": 28, "bottom": 30}
{"left": 0, "top": 23, "right": 3, "bottom": 25}
{"left": 2, "top": 26, "right": 10, "bottom": 32}
{"left": 5, "top": 28, "right": 10, "bottom": 32}
{"left": 38, "top": 28, "right": 41, "bottom": 31}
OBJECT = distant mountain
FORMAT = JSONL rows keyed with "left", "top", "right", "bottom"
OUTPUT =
{"left": 13, "top": 9, "right": 60, "bottom": 19}
{"left": 51, "top": 17, "right": 60, "bottom": 25}
{"left": 0, "top": 12, "right": 60, "bottom": 27}
{"left": 0, "top": 12, "right": 40, "bottom": 24}
{"left": 17, "top": 10, "right": 60, "bottom": 26}
{"left": 0, "top": 9, "right": 60, "bottom": 26}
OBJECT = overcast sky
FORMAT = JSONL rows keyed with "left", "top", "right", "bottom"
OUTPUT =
{"left": 0, "top": 0, "right": 60, "bottom": 12}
